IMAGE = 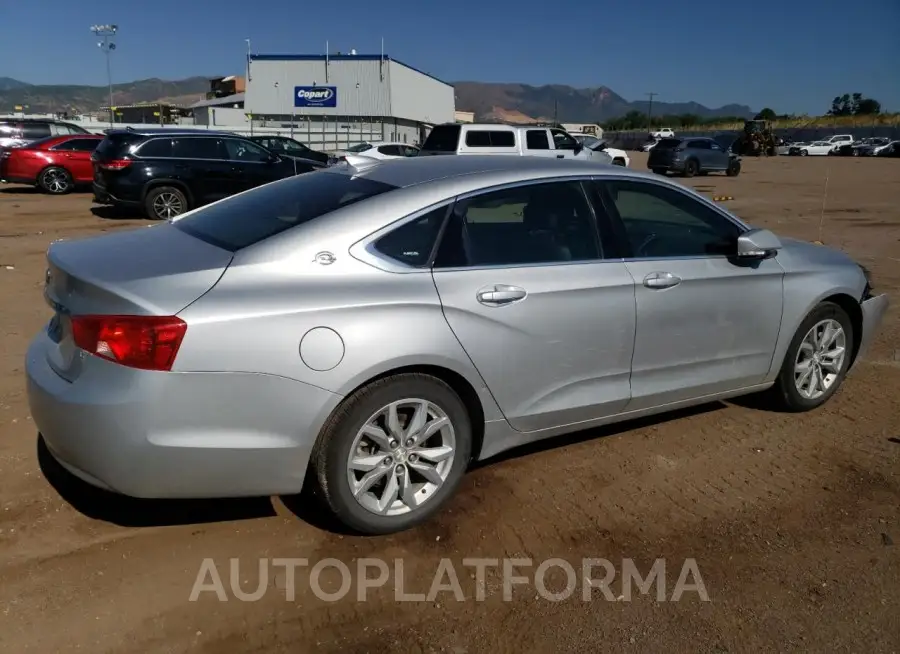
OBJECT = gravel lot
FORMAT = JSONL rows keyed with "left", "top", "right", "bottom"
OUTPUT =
{"left": 1, "top": 153, "right": 899, "bottom": 654}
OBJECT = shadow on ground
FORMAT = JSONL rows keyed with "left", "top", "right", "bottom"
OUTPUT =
{"left": 37, "top": 435, "right": 277, "bottom": 527}
{"left": 38, "top": 401, "right": 735, "bottom": 533}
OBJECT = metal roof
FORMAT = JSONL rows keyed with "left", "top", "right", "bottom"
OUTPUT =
{"left": 248, "top": 54, "right": 452, "bottom": 88}
{"left": 190, "top": 93, "right": 245, "bottom": 109}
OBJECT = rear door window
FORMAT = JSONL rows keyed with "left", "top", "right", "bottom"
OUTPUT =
{"left": 95, "top": 133, "right": 145, "bottom": 158}
{"left": 421, "top": 124, "right": 461, "bottom": 152}
{"left": 687, "top": 140, "right": 711, "bottom": 149}
{"left": 654, "top": 138, "right": 682, "bottom": 149}
{"left": 173, "top": 137, "right": 226, "bottom": 159}
{"left": 173, "top": 171, "right": 399, "bottom": 251}
{"left": 22, "top": 123, "right": 51, "bottom": 140}
{"left": 464, "top": 130, "right": 515, "bottom": 147}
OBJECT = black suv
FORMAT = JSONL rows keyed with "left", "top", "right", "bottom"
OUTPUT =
{"left": 92, "top": 129, "right": 324, "bottom": 220}
{"left": 248, "top": 135, "right": 330, "bottom": 166}
{"left": 648, "top": 137, "right": 741, "bottom": 177}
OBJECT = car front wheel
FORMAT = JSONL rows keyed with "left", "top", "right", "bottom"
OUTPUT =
{"left": 39, "top": 167, "right": 73, "bottom": 194}
{"left": 311, "top": 373, "right": 472, "bottom": 534}
{"left": 766, "top": 301, "right": 854, "bottom": 412}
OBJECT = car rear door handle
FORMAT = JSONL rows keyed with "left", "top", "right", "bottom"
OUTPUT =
{"left": 476, "top": 285, "right": 527, "bottom": 306}
{"left": 556, "top": 154, "right": 564, "bottom": 159}
{"left": 643, "top": 271, "right": 681, "bottom": 289}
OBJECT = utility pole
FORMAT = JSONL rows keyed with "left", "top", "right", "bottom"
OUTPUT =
{"left": 91, "top": 24, "right": 118, "bottom": 127}
{"left": 646, "top": 92, "right": 658, "bottom": 130}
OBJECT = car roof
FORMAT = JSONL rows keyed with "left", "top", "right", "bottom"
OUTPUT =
{"left": 105, "top": 128, "right": 237, "bottom": 137}
{"left": 329, "top": 154, "right": 642, "bottom": 189}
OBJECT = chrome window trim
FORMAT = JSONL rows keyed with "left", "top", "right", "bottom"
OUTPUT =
{"left": 351, "top": 175, "right": 616, "bottom": 274}
{"left": 131, "top": 135, "right": 274, "bottom": 164}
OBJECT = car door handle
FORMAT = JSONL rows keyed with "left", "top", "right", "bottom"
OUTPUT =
{"left": 643, "top": 272, "right": 681, "bottom": 289}
{"left": 556, "top": 154, "right": 564, "bottom": 159}
{"left": 476, "top": 285, "right": 527, "bottom": 306}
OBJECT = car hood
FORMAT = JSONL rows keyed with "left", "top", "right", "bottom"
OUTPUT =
{"left": 774, "top": 235, "right": 858, "bottom": 271}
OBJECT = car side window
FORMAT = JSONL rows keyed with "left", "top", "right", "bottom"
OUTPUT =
{"left": 602, "top": 181, "right": 741, "bottom": 258}
{"left": 175, "top": 138, "right": 227, "bottom": 160}
{"left": 224, "top": 138, "right": 271, "bottom": 162}
{"left": 550, "top": 129, "right": 578, "bottom": 150}
{"left": 53, "top": 139, "right": 99, "bottom": 152}
{"left": 50, "top": 139, "right": 79, "bottom": 151}
{"left": 526, "top": 130, "right": 550, "bottom": 150}
{"left": 22, "top": 123, "right": 51, "bottom": 140}
{"left": 137, "top": 138, "right": 174, "bottom": 158}
{"left": 687, "top": 140, "right": 711, "bottom": 149}
{"left": 378, "top": 145, "right": 402, "bottom": 156}
{"left": 373, "top": 206, "right": 448, "bottom": 267}
{"left": 434, "top": 181, "right": 601, "bottom": 268}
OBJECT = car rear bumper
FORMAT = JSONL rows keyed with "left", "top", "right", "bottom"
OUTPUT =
{"left": 92, "top": 182, "right": 141, "bottom": 207}
{"left": 855, "top": 293, "right": 890, "bottom": 365}
{"left": 26, "top": 329, "right": 343, "bottom": 499}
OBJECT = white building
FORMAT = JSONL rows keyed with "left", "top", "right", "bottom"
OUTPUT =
{"left": 244, "top": 53, "right": 455, "bottom": 150}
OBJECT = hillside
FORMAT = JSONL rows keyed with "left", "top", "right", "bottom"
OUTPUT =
{"left": 452, "top": 82, "right": 754, "bottom": 123}
{"left": 0, "top": 77, "right": 210, "bottom": 113}
{"left": 1, "top": 75, "right": 754, "bottom": 122}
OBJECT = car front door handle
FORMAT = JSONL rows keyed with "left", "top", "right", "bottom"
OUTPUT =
{"left": 476, "top": 285, "right": 527, "bottom": 306}
{"left": 643, "top": 272, "right": 681, "bottom": 289}
{"left": 556, "top": 154, "right": 564, "bottom": 159}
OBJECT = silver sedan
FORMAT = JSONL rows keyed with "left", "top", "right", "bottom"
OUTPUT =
{"left": 26, "top": 155, "right": 889, "bottom": 534}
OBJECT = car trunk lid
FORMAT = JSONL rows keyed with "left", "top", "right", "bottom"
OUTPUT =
{"left": 43, "top": 223, "right": 233, "bottom": 381}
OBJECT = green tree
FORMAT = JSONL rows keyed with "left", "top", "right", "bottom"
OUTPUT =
{"left": 754, "top": 107, "right": 777, "bottom": 120}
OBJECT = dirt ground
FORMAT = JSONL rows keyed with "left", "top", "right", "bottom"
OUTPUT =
{"left": 1, "top": 154, "right": 899, "bottom": 654}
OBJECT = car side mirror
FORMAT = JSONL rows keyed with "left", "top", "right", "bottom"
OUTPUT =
{"left": 267, "top": 153, "right": 280, "bottom": 163}
{"left": 736, "top": 228, "right": 781, "bottom": 260}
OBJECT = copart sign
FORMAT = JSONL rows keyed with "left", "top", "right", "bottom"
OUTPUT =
{"left": 294, "top": 86, "right": 337, "bottom": 108}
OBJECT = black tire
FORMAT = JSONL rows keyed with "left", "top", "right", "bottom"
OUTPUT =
{"left": 144, "top": 186, "right": 188, "bottom": 220}
{"left": 683, "top": 159, "right": 699, "bottom": 177}
{"left": 765, "top": 301, "right": 854, "bottom": 412}
{"left": 38, "top": 167, "right": 73, "bottom": 195}
{"left": 613, "top": 158, "right": 626, "bottom": 167}
{"left": 311, "top": 373, "right": 473, "bottom": 535}
{"left": 726, "top": 160, "right": 741, "bottom": 177}
{"left": 652, "top": 168, "right": 667, "bottom": 175}
{"left": 800, "top": 149, "right": 808, "bottom": 157}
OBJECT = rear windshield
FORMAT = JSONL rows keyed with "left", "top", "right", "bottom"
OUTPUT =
{"left": 172, "top": 171, "right": 398, "bottom": 251}
{"left": 421, "top": 124, "right": 461, "bottom": 152}
{"left": 94, "top": 133, "right": 145, "bottom": 158}
{"left": 654, "top": 138, "right": 683, "bottom": 149}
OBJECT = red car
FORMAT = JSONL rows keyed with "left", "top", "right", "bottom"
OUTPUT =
{"left": 0, "top": 134, "right": 104, "bottom": 194}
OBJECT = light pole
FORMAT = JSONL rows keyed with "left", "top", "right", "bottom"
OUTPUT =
{"left": 91, "top": 24, "right": 118, "bottom": 126}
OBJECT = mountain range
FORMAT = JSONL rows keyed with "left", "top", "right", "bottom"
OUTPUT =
{"left": 0, "top": 76, "right": 754, "bottom": 122}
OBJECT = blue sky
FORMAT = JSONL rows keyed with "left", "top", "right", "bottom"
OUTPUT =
{"left": 2, "top": 0, "right": 898, "bottom": 114}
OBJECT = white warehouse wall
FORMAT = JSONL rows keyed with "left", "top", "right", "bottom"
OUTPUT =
{"left": 387, "top": 60, "right": 455, "bottom": 125}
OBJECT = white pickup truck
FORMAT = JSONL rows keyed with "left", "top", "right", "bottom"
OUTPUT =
{"left": 418, "top": 123, "right": 613, "bottom": 164}
{"left": 821, "top": 134, "right": 854, "bottom": 152}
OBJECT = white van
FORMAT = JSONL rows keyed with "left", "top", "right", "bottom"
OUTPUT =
{"left": 418, "top": 123, "right": 612, "bottom": 164}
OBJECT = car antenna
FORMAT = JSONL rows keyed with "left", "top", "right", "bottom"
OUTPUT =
{"left": 815, "top": 166, "right": 830, "bottom": 245}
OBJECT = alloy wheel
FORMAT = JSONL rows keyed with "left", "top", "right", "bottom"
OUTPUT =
{"left": 346, "top": 399, "right": 456, "bottom": 516}
{"left": 152, "top": 192, "right": 184, "bottom": 219}
{"left": 794, "top": 319, "right": 847, "bottom": 400}
{"left": 43, "top": 169, "right": 70, "bottom": 193}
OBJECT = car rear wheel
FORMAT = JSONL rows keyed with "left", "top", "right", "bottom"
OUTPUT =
{"left": 683, "top": 159, "right": 699, "bottom": 177}
{"left": 38, "top": 167, "right": 73, "bottom": 195}
{"left": 311, "top": 373, "right": 472, "bottom": 534}
{"left": 765, "top": 301, "right": 854, "bottom": 412}
{"left": 726, "top": 160, "right": 741, "bottom": 177}
{"left": 800, "top": 150, "right": 808, "bottom": 157}
{"left": 145, "top": 186, "right": 188, "bottom": 220}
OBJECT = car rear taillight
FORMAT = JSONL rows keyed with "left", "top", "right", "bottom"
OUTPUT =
{"left": 71, "top": 315, "right": 187, "bottom": 371}
{"left": 98, "top": 159, "right": 132, "bottom": 171}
